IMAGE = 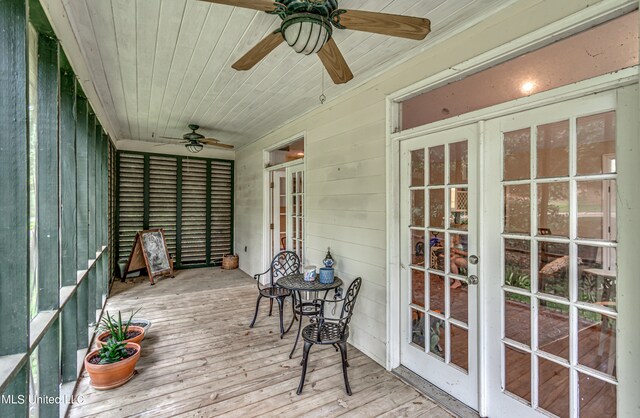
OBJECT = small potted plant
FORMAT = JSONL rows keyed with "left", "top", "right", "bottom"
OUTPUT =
{"left": 84, "top": 338, "right": 141, "bottom": 390}
{"left": 127, "top": 318, "right": 152, "bottom": 335}
{"left": 96, "top": 310, "right": 145, "bottom": 347}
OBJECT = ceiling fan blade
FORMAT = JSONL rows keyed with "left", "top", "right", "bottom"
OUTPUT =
{"left": 159, "top": 136, "right": 182, "bottom": 141}
{"left": 317, "top": 38, "right": 353, "bottom": 85}
{"left": 198, "top": 0, "right": 276, "bottom": 12}
{"left": 232, "top": 31, "right": 284, "bottom": 71}
{"left": 200, "top": 138, "right": 234, "bottom": 149}
{"left": 338, "top": 10, "right": 431, "bottom": 40}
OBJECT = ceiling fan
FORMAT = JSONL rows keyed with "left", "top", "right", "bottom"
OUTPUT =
{"left": 158, "top": 124, "right": 234, "bottom": 153}
{"left": 199, "top": 0, "right": 431, "bottom": 84}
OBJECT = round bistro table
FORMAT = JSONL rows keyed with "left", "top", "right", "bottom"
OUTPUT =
{"left": 277, "top": 273, "right": 343, "bottom": 359}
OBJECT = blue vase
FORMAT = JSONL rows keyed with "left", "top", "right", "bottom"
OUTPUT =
{"left": 319, "top": 268, "right": 334, "bottom": 284}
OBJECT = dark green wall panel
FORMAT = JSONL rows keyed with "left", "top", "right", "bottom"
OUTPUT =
{"left": 36, "top": 34, "right": 59, "bottom": 311}
{"left": 61, "top": 293, "right": 77, "bottom": 383}
{"left": 38, "top": 320, "right": 60, "bottom": 418}
{"left": 0, "top": 366, "right": 28, "bottom": 417}
{"left": 60, "top": 71, "right": 77, "bottom": 287}
{"left": 76, "top": 96, "right": 88, "bottom": 270}
{"left": 116, "top": 151, "right": 233, "bottom": 269}
{"left": 0, "top": 0, "right": 28, "bottom": 357}
{"left": 87, "top": 114, "right": 96, "bottom": 257}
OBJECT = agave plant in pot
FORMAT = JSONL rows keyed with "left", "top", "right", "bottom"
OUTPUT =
{"left": 96, "top": 309, "right": 145, "bottom": 347}
{"left": 85, "top": 338, "right": 141, "bottom": 390}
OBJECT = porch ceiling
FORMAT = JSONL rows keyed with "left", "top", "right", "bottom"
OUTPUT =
{"left": 50, "top": 0, "right": 509, "bottom": 149}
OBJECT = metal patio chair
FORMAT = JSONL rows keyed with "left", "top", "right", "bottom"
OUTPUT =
{"left": 297, "top": 277, "right": 363, "bottom": 395}
{"left": 249, "top": 250, "right": 301, "bottom": 338}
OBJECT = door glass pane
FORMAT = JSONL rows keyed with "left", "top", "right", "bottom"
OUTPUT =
{"left": 578, "top": 309, "right": 616, "bottom": 377}
{"left": 578, "top": 245, "right": 616, "bottom": 306}
{"left": 429, "top": 273, "right": 445, "bottom": 314}
{"left": 449, "top": 188, "right": 468, "bottom": 230}
{"left": 411, "top": 269, "right": 425, "bottom": 308}
{"left": 411, "top": 309, "right": 426, "bottom": 348}
{"left": 504, "top": 239, "right": 531, "bottom": 290}
{"left": 538, "top": 242, "right": 570, "bottom": 298}
{"left": 411, "top": 149, "right": 425, "bottom": 187}
{"left": 538, "top": 359, "right": 570, "bottom": 418}
{"left": 505, "top": 292, "right": 531, "bottom": 346}
{"left": 412, "top": 229, "right": 426, "bottom": 267}
{"left": 537, "top": 120, "right": 569, "bottom": 178}
{"left": 505, "top": 345, "right": 531, "bottom": 403}
{"left": 411, "top": 190, "right": 425, "bottom": 226}
{"left": 537, "top": 182, "right": 570, "bottom": 237}
{"left": 577, "top": 111, "right": 616, "bottom": 176}
{"left": 577, "top": 180, "right": 616, "bottom": 240}
{"left": 504, "top": 184, "right": 531, "bottom": 234}
{"left": 429, "top": 189, "right": 445, "bottom": 228}
{"left": 504, "top": 128, "right": 531, "bottom": 181}
{"left": 428, "top": 231, "right": 444, "bottom": 272}
{"left": 449, "top": 141, "right": 468, "bottom": 184}
{"left": 538, "top": 301, "right": 570, "bottom": 360}
{"left": 451, "top": 325, "right": 468, "bottom": 372}
{"left": 578, "top": 373, "right": 616, "bottom": 418}
{"left": 450, "top": 279, "right": 468, "bottom": 323}
{"left": 429, "top": 145, "right": 445, "bottom": 185}
{"left": 449, "top": 233, "right": 468, "bottom": 277}
{"left": 429, "top": 315, "right": 445, "bottom": 360}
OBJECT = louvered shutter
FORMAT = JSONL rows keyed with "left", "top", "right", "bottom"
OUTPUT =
{"left": 210, "top": 161, "right": 233, "bottom": 264}
{"left": 149, "top": 156, "right": 177, "bottom": 256}
{"left": 180, "top": 158, "right": 208, "bottom": 264}
{"left": 117, "top": 153, "right": 144, "bottom": 260}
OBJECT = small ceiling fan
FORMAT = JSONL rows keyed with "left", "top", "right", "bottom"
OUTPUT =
{"left": 157, "top": 124, "right": 234, "bottom": 153}
{"left": 199, "top": 0, "right": 431, "bottom": 84}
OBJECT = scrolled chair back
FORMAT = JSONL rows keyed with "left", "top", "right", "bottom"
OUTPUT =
{"left": 270, "top": 250, "right": 301, "bottom": 286}
{"left": 338, "top": 277, "right": 362, "bottom": 333}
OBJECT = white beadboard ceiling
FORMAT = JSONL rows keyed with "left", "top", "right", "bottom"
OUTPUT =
{"left": 58, "top": 0, "right": 508, "bottom": 149}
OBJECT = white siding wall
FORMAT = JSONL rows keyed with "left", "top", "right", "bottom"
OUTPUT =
{"left": 234, "top": 0, "right": 608, "bottom": 366}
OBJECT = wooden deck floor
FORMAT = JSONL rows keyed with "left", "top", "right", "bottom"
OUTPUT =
{"left": 68, "top": 268, "right": 452, "bottom": 418}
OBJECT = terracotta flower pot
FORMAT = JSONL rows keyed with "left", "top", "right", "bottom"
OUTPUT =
{"left": 84, "top": 342, "right": 141, "bottom": 390}
{"left": 96, "top": 325, "right": 145, "bottom": 347}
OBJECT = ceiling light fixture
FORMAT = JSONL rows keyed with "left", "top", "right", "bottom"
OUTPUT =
{"left": 186, "top": 141, "right": 204, "bottom": 153}
{"left": 521, "top": 81, "right": 536, "bottom": 94}
{"left": 282, "top": 14, "right": 332, "bottom": 55}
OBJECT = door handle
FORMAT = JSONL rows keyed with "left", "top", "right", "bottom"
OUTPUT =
{"left": 469, "top": 275, "right": 479, "bottom": 285}
{"left": 469, "top": 255, "right": 479, "bottom": 265}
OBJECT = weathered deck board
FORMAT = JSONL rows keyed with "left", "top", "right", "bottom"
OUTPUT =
{"left": 69, "top": 268, "right": 451, "bottom": 418}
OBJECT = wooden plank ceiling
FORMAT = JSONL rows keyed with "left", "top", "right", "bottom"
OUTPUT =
{"left": 60, "top": 0, "right": 506, "bottom": 148}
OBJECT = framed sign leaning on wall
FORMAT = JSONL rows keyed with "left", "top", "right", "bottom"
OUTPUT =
{"left": 124, "top": 229, "right": 174, "bottom": 285}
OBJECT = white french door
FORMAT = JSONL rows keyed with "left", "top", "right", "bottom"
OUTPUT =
{"left": 483, "top": 89, "right": 628, "bottom": 418}
{"left": 269, "top": 164, "right": 304, "bottom": 261}
{"left": 286, "top": 164, "right": 304, "bottom": 261}
{"left": 400, "top": 124, "right": 479, "bottom": 409}
{"left": 270, "top": 170, "right": 286, "bottom": 259}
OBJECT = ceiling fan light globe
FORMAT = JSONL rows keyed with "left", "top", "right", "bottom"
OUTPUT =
{"left": 186, "top": 142, "right": 204, "bottom": 153}
{"left": 282, "top": 14, "right": 331, "bottom": 55}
